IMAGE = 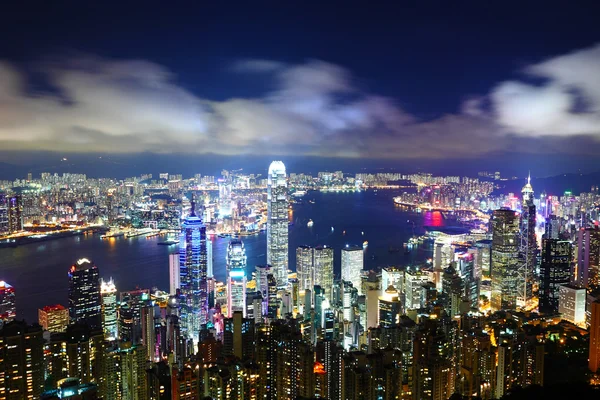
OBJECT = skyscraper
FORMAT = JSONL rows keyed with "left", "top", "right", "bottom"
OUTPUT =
{"left": 296, "top": 245, "right": 314, "bottom": 292}
{"left": 539, "top": 239, "right": 572, "bottom": 314}
{"left": 519, "top": 175, "right": 537, "bottom": 307}
{"left": 491, "top": 208, "right": 520, "bottom": 311}
{"left": 314, "top": 246, "right": 334, "bottom": 299}
{"left": 0, "top": 195, "right": 8, "bottom": 235}
{"left": 7, "top": 195, "right": 22, "bottom": 233}
{"left": 168, "top": 252, "right": 179, "bottom": 295}
{"left": 0, "top": 321, "right": 44, "bottom": 399}
{"left": 0, "top": 281, "right": 16, "bottom": 324}
{"left": 68, "top": 258, "right": 101, "bottom": 328}
{"left": 589, "top": 300, "right": 600, "bottom": 373}
{"left": 341, "top": 245, "right": 364, "bottom": 295}
{"left": 38, "top": 304, "right": 69, "bottom": 333}
{"left": 227, "top": 240, "right": 248, "bottom": 317}
{"left": 575, "top": 226, "right": 600, "bottom": 289}
{"left": 100, "top": 278, "right": 118, "bottom": 340}
{"left": 178, "top": 196, "right": 208, "bottom": 342}
{"left": 267, "top": 161, "right": 289, "bottom": 288}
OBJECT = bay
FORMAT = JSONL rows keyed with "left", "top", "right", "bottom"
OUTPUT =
{"left": 0, "top": 189, "right": 450, "bottom": 322}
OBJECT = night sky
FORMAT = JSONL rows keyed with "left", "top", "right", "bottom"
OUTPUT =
{"left": 1, "top": 2, "right": 600, "bottom": 177}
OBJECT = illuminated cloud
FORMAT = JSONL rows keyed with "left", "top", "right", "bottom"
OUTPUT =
{"left": 1, "top": 45, "right": 600, "bottom": 159}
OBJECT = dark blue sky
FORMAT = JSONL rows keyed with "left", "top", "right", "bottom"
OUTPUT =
{"left": 1, "top": 2, "right": 600, "bottom": 176}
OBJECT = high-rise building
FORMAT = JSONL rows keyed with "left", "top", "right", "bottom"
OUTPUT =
{"left": 168, "top": 253, "right": 179, "bottom": 295}
{"left": 68, "top": 258, "right": 101, "bottom": 328}
{"left": 267, "top": 161, "right": 289, "bottom": 288}
{"left": 314, "top": 246, "right": 334, "bottom": 299}
{"left": 7, "top": 195, "right": 22, "bottom": 233}
{"left": 589, "top": 300, "right": 600, "bottom": 373}
{"left": 38, "top": 304, "right": 69, "bottom": 333}
{"left": 519, "top": 175, "right": 537, "bottom": 307}
{"left": 539, "top": 239, "right": 573, "bottom": 314}
{"left": 379, "top": 286, "right": 401, "bottom": 328}
{"left": 341, "top": 246, "right": 364, "bottom": 295}
{"left": 491, "top": 208, "right": 520, "bottom": 311}
{"left": 100, "top": 278, "right": 118, "bottom": 340}
{"left": 103, "top": 342, "right": 148, "bottom": 400}
{"left": 0, "top": 321, "right": 44, "bottom": 399}
{"left": 228, "top": 268, "right": 247, "bottom": 318}
{"left": 296, "top": 245, "right": 314, "bottom": 292}
{"left": 226, "top": 240, "right": 247, "bottom": 273}
{"left": 559, "top": 284, "right": 586, "bottom": 327}
{"left": 178, "top": 197, "right": 208, "bottom": 342}
{"left": 575, "top": 227, "right": 600, "bottom": 289}
{"left": 0, "top": 195, "right": 8, "bottom": 235}
{"left": 0, "top": 281, "right": 16, "bottom": 324}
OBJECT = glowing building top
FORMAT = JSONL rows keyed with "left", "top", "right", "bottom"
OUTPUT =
{"left": 267, "top": 161, "right": 289, "bottom": 288}
{"left": 521, "top": 172, "right": 534, "bottom": 205}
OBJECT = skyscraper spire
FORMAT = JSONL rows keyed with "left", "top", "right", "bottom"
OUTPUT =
{"left": 190, "top": 193, "right": 196, "bottom": 217}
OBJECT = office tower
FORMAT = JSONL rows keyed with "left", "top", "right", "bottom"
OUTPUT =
{"left": 0, "top": 281, "right": 16, "bottom": 324}
{"left": 227, "top": 268, "right": 247, "bottom": 317}
{"left": 119, "top": 289, "right": 151, "bottom": 344}
{"left": 559, "top": 284, "right": 586, "bottom": 327}
{"left": 314, "top": 246, "right": 334, "bottom": 299}
{"left": 379, "top": 286, "right": 401, "bottom": 328}
{"left": 38, "top": 304, "right": 69, "bottom": 333}
{"left": 7, "top": 195, "right": 22, "bottom": 233}
{"left": 475, "top": 239, "right": 492, "bottom": 278}
{"left": 545, "top": 215, "right": 560, "bottom": 239}
{"left": 168, "top": 253, "right": 179, "bottom": 295}
{"left": 222, "top": 311, "right": 255, "bottom": 359}
{"left": 296, "top": 245, "right": 314, "bottom": 291}
{"left": 141, "top": 304, "right": 156, "bottom": 362}
{"left": 226, "top": 240, "right": 247, "bottom": 273}
{"left": 100, "top": 278, "right": 118, "bottom": 340}
{"left": 457, "top": 250, "right": 480, "bottom": 310}
{"left": 441, "top": 266, "right": 463, "bottom": 318}
{"left": 341, "top": 245, "right": 364, "bottom": 295}
{"left": 490, "top": 208, "right": 520, "bottom": 311}
{"left": 267, "top": 161, "right": 289, "bottom": 288}
{"left": 590, "top": 300, "right": 600, "bottom": 373}
{"left": 267, "top": 274, "right": 279, "bottom": 319}
{"left": 539, "top": 239, "right": 573, "bottom": 314}
{"left": 363, "top": 272, "right": 382, "bottom": 329}
{"left": 104, "top": 342, "right": 148, "bottom": 400}
{"left": 575, "top": 227, "right": 600, "bottom": 289}
{"left": 0, "top": 321, "right": 44, "bottom": 399}
{"left": 68, "top": 258, "right": 101, "bottom": 328}
{"left": 519, "top": 175, "right": 537, "bottom": 307}
{"left": 458, "top": 330, "right": 495, "bottom": 399}
{"left": 404, "top": 271, "right": 428, "bottom": 310}
{"left": 178, "top": 196, "right": 208, "bottom": 342}
{"left": 381, "top": 267, "right": 403, "bottom": 296}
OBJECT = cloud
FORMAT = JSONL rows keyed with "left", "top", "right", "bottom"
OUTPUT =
{"left": 2, "top": 46, "right": 600, "bottom": 159}
{"left": 491, "top": 44, "right": 600, "bottom": 136}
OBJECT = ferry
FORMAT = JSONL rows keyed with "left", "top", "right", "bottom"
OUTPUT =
{"left": 307, "top": 219, "right": 314, "bottom": 227}
{"left": 158, "top": 236, "right": 178, "bottom": 246}
{"left": 293, "top": 190, "right": 306, "bottom": 198}
{"left": 363, "top": 240, "right": 368, "bottom": 249}
{"left": 125, "top": 228, "right": 154, "bottom": 238}
{"left": 101, "top": 230, "right": 124, "bottom": 239}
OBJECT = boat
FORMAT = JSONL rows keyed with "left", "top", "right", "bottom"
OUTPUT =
{"left": 331, "top": 226, "right": 334, "bottom": 232}
{"left": 157, "top": 239, "right": 178, "bottom": 246}
{"left": 101, "top": 230, "right": 124, "bottom": 239}
{"left": 307, "top": 219, "right": 314, "bottom": 228}
{"left": 363, "top": 240, "right": 368, "bottom": 249}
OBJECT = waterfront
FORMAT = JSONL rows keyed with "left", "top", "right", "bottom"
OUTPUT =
{"left": 0, "top": 189, "right": 456, "bottom": 322}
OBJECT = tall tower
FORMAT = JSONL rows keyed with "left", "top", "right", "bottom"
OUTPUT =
{"left": 267, "top": 161, "right": 289, "bottom": 288}
{"left": 100, "top": 278, "right": 118, "bottom": 340}
{"left": 539, "top": 239, "right": 572, "bottom": 314}
{"left": 0, "top": 281, "right": 16, "bottom": 324}
{"left": 296, "top": 245, "right": 314, "bottom": 292}
{"left": 7, "top": 195, "right": 22, "bottom": 233}
{"left": 341, "top": 245, "right": 364, "bottom": 295}
{"left": 227, "top": 240, "right": 247, "bottom": 317}
{"left": 314, "top": 246, "right": 334, "bottom": 299}
{"left": 178, "top": 196, "right": 208, "bottom": 342}
{"left": 68, "top": 258, "right": 101, "bottom": 328}
{"left": 491, "top": 208, "right": 520, "bottom": 311}
{"left": 519, "top": 173, "right": 537, "bottom": 308}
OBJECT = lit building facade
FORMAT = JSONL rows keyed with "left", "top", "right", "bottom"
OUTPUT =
{"left": 575, "top": 227, "right": 600, "bottom": 289}
{"left": 314, "top": 246, "right": 334, "bottom": 299}
{"left": 38, "top": 304, "right": 69, "bottom": 333}
{"left": 341, "top": 246, "right": 364, "bottom": 295}
{"left": 267, "top": 161, "right": 289, "bottom": 288}
{"left": 68, "top": 258, "right": 101, "bottom": 328}
{"left": 539, "top": 239, "right": 573, "bottom": 314}
{"left": 559, "top": 284, "right": 586, "bottom": 327}
{"left": 0, "top": 281, "right": 16, "bottom": 324}
{"left": 296, "top": 245, "right": 314, "bottom": 292}
{"left": 100, "top": 278, "right": 118, "bottom": 340}
{"left": 178, "top": 198, "right": 208, "bottom": 342}
{"left": 491, "top": 208, "right": 520, "bottom": 311}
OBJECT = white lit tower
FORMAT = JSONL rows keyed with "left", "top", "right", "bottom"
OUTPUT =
{"left": 341, "top": 245, "right": 364, "bottom": 295}
{"left": 100, "top": 278, "right": 118, "bottom": 340}
{"left": 227, "top": 240, "right": 247, "bottom": 317}
{"left": 519, "top": 173, "right": 537, "bottom": 308}
{"left": 267, "top": 161, "right": 289, "bottom": 288}
{"left": 179, "top": 195, "right": 208, "bottom": 343}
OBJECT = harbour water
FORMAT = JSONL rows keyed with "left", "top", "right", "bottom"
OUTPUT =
{"left": 0, "top": 189, "right": 454, "bottom": 322}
